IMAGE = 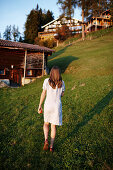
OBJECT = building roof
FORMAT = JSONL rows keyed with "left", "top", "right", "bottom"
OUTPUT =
{"left": 0, "top": 39, "right": 54, "bottom": 53}
{"left": 41, "top": 16, "right": 82, "bottom": 29}
{"left": 41, "top": 17, "right": 60, "bottom": 28}
{"left": 102, "top": 9, "right": 110, "bottom": 15}
{"left": 87, "top": 9, "right": 111, "bottom": 21}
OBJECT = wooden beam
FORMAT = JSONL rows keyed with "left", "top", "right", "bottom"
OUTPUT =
{"left": 23, "top": 49, "right": 27, "bottom": 86}
{"left": 42, "top": 51, "right": 44, "bottom": 76}
{"left": 0, "top": 46, "right": 24, "bottom": 50}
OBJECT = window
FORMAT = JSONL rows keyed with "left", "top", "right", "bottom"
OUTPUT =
{"left": 27, "top": 70, "right": 32, "bottom": 76}
{"left": 0, "top": 69, "right": 5, "bottom": 75}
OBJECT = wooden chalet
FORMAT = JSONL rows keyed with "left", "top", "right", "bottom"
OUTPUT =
{"left": 38, "top": 16, "right": 82, "bottom": 41}
{"left": 0, "top": 39, "right": 54, "bottom": 86}
{"left": 85, "top": 10, "right": 113, "bottom": 32}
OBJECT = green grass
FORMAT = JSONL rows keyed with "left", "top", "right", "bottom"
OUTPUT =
{"left": 86, "top": 27, "right": 113, "bottom": 40}
{"left": 0, "top": 30, "right": 113, "bottom": 169}
{"left": 64, "top": 34, "right": 82, "bottom": 45}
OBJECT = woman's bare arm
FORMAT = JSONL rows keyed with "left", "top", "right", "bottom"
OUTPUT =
{"left": 38, "top": 90, "right": 46, "bottom": 113}
{"left": 61, "top": 91, "right": 64, "bottom": 97}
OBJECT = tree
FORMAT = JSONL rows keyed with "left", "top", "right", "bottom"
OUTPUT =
{"left": 73, "top": 0, "right": 103, "bottom": 40}
{"left": 55, "top": 25, "right": 70, "bottom": 41}
{"left": 57, "top": 0, "right": 75, "bottom": 26}
{"left": 107, "top": 0, "right": 113, "bottom": 20}
{"left": 24, "top": 4, "right": 54, "bottom": 44}
{"left": 12, "top": 25, "right": 20, "bottom": 41}
{"left": 45, "top": 10, "right": 54, "bottom": 24}
{"left": 74, "top": 0, "right": 91, "bottom": 40}
{"left": 3, "top": 25, "right": 12, "bottom": 40}
{"left": 110, "top": 0, "right": 113, "bottom": 20}
{"left": 37, "top": 8, "right": 44, "bottom": 32}
{"left": 24, "top": 9, "right": 39, "bottom": 44}
{"left": 88, "top": 0, "right": 109, "bottom": 17}
{"left": 19, "top": 36, "right": 23, "bottom": 42}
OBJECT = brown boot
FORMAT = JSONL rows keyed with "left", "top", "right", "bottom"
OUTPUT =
{"left": 50, "top": 147, "right": 54, "bottom": 153}
{"left": 43, "top": 140, "right": 49, "bottom": 151}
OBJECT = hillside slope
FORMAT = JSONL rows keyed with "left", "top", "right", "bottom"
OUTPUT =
{"left": 0, "top": 31, "right": 113, "bottom": 169}
{"left": 48, "top": 29, "right": 113, "bottom": 79}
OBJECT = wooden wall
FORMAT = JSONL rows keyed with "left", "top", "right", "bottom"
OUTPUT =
{"left": 0, "top": 47, "right": 47, "bottom": 85}
{"left": 0, "top": 48, "right": 25, "bottom": 69}
{"left": 27, "top": 52, "right": 43, "bottom": 69}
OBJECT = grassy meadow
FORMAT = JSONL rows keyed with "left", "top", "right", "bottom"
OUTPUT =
{"left": 0, "top": 30, "right": 113, "bottom": 169}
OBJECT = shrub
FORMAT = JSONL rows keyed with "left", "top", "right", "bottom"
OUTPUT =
{"left": 34, "top": 37, "right": 56, "bottom": 48}
{"left": 55, "top": 25, "right": 70, "bottom": 41}
{"left": 46, "top": 39, "right": 56, "bottom": 48}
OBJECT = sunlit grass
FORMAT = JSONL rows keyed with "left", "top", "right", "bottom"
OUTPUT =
{"left": 0, "top": 30, "right": 113, "bottom": 169}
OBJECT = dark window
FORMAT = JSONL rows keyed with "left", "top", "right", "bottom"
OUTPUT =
{"left": 0, "top": 69, "right": 5, "bottom": 75}
{"left": 27, "top": 70, "right": 32, "bottom": 76}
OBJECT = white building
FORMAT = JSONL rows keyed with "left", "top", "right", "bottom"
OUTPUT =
{"left": 38, "top": 16, "right": 82, "bottom": 41}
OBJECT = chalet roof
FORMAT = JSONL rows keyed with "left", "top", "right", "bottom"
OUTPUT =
{"left": 41, "top": 17, "right": 60, "bottom": 28}
{"left": 102, "top": 9, "right": 110, "bottom": 15}
{"left": 41, "top": 16, "right": 82, "bottom": 28}
{"left": 87, "top": 9, "right": 111, "bottom": 21}
{"left": 0, "top": 39, "right": 54, "bottom": 53}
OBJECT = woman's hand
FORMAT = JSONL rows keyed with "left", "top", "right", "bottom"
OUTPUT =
{"left": 38, "top": 106, "right": 43, "bottom": 114}
{"left": 61, "top": 91, "right": 64, "bottom": 97}
{"left": 38, "top": 90, "right": 46, "bottom": 114}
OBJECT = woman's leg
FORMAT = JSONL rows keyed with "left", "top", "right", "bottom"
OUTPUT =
{"left": 43, "top": 122, "right": 49, "bottom": 141}
{"left": 50, "top": 124, "right": 56, "bottom": 148}
{"left": 43, "top": 122, "right": 49, "bottom": 150}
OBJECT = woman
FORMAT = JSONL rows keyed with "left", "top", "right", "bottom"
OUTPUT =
{"left": 38, "top": 66, "right": 65, "bottom": 152}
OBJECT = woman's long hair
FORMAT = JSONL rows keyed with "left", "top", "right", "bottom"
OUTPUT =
{"left": 48, "top": 66, "right": 62, "bottom": 89}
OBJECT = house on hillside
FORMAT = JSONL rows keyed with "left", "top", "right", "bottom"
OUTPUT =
{"left": 38, "top": 16, "right": 82, "bottom": 41}
{"left": 0, "top": 39, "right": 54, "bottom": 86}
{"left": 85, "top": 9, "right": 113, "bottom": 33}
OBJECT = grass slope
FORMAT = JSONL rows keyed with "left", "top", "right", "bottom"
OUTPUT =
{"left": 0, "top": 31, "right": 113, "bottom": 169}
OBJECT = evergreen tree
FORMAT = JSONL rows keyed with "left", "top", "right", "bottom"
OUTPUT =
{"left": 3, "top": 25, "right": 12, "bottom": 40}
{"left": 24, "top": 9, "right": 39, "bottom": 44}
{"left": 19, "top": 36, "right": 23, "bottom": 42}
{"left": 12, "top": 25, "right": 20, "bottom": 41}
{"left": 45, "top": 10, "right": 54, "bottom": 24}
{"left": 37, "top": 8, "right": 43, "bottom": 32}
{"left": 24, "top": 4, "right": 54, "bottom": 44}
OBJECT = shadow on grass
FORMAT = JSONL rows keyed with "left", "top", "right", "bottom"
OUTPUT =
{"left": 48, "top": 55, "right": 79, "bottom": 73}
{"left": 48, "top": 46, "right": 69, "bottom": 61}
{"left": 57, "top": 88, "right": 113, "bottom": 146}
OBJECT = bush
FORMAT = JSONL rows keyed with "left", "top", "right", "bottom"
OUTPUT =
{"left": 36, "top": 38, "right": 56, "bottom": 48}
{"left": 55, "top": 25, "right": 70, "bottom": 41}
{"left": 46, "top": 39, "right": 56, "bottom": 48}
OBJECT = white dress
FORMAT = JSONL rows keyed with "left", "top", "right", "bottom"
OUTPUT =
{"left": 43, "top": 78, "right": 65, "bottom": 126}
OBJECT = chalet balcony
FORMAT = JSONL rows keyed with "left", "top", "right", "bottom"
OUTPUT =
{"left": 44, "top": 29, "right": 56, "bottom": 33}
{"left": 86, "top": 21, "right": 112, "bottom": 30}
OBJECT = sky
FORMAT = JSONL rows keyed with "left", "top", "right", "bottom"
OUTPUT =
{"left": 0, "top": 0, "right": 82, "bottom": 38}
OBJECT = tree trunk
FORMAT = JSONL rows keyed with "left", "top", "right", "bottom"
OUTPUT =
{"left": 82, "top": 7, "right": 85, "bottom": 40}
{"left": 99, "top": 0, "right": 100, "bottom": 16}
{"left": 70, "top": 17, "right": 72, "bottom": 36}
